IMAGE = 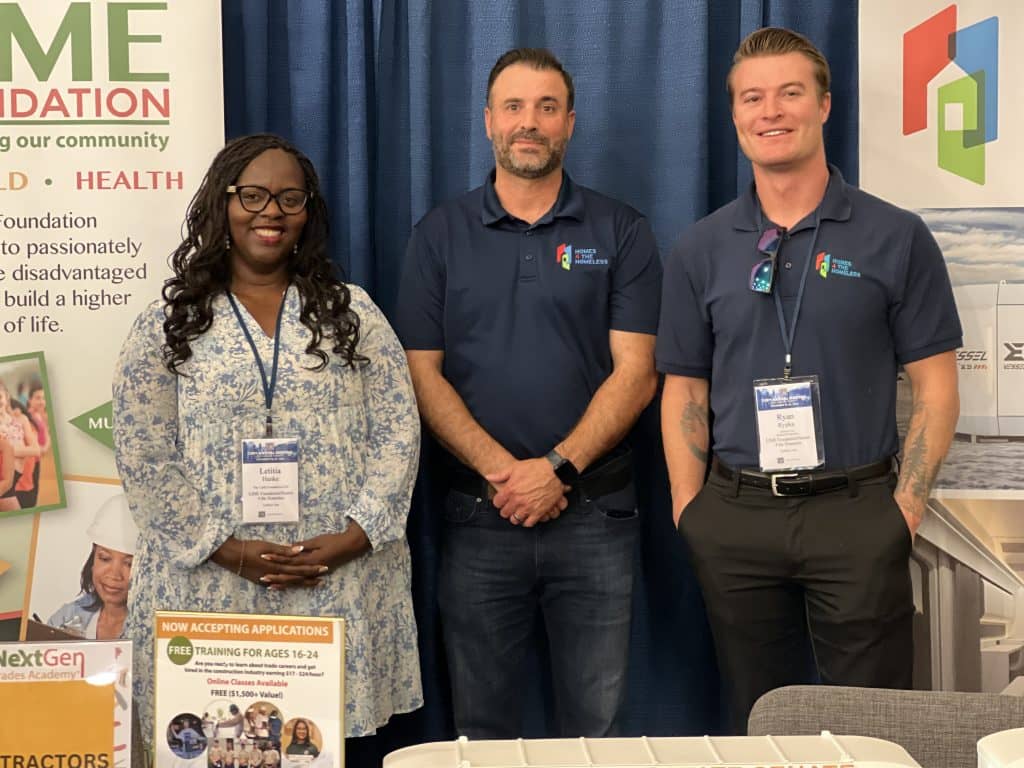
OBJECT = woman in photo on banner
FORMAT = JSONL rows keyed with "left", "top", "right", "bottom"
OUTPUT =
{"left": 113, "top": 133, "right": 423, "bottom": 747}
{"left": 0, "top": 380, "right": 41, "bottom": 513}
{"left": 0, "top": 436, "right": 14, "bottom": 500}
{"left": 47, "top": 492, "right": 138, "bottom": 639}
{"left": 284, "top": 718, "right": 320, "bottom": 762}
{"left": 15, "top": 384, "right": 53, "bottom": 509}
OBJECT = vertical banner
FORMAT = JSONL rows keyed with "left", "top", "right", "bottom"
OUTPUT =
{"left": 0, "top": 0, "right": 223, "bottom": 647}
{"left": 860, "top": 0, "right": 1024, "bottom": 694}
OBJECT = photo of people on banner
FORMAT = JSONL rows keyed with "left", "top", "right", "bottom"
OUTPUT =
{"left": 168, "top": 712, "right": 209, "bottom": 759}
{"left": 188, "top": 700, "right": 314, "bottom": 768}
{"left": 0, "top": 352, "right": 64, "bottom": 516}
{"left": 26, "top": 480, "right": 137, "bottom": 641}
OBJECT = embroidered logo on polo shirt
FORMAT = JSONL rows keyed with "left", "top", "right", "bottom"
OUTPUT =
{"left": 557, "top": 243, "right": 573, "bottom": 270}
{"left": 815, "top": 251, "right": 861, "bottom": 279}
{"left": 556, "top": 242, "right": 607, "bottom": 270}
{"left": 816, "top": 251, "right": 831, "bottom": 278}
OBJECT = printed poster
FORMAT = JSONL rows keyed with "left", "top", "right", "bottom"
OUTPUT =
{"left": 0, "top": 639, "right": 132, "bottom": 766}
{"left": 154, "top": 612, "right": 344, "bottom": 768}
{"left": 861, "top": 0, "right": 1024, "bottom": 695}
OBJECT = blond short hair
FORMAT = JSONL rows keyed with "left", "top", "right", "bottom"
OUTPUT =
{"left": 727, "top": 27, "right": 830, "bottom": 102}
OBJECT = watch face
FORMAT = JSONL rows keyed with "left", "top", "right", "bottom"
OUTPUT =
{"left": 554, "top": 459, "right": 579, "bottom": 485}
{"left": 546, "top": 450, "right": 578, "bottom": 485}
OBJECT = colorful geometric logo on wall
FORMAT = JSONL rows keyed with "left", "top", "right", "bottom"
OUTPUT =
{"left": 903, "top": 4, "right": 998, "bottom": 185}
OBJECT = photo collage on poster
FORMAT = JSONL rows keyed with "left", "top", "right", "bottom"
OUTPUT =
{"left": 164, "top": 701, "right": 324, "bottom": 768}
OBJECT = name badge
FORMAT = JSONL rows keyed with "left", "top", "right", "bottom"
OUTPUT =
{"left": 241, "top": 438, "right": 300, "bottom": 524}
{"left": 753, "top": 376, "right": 825, "bottom": 472}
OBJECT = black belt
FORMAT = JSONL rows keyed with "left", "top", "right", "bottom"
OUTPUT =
{"left": 712, "top": 456, "right": 893, "bottom": 497}
{"left": 449, "top": 449, "right": 633, "bottom": 502}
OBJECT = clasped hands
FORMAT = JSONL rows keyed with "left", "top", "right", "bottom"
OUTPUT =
{"left": 214, "top": 522, "right": 370, "bottom": 590}
{"left": 485, "top": 457, "right": 570, "bottom": 528}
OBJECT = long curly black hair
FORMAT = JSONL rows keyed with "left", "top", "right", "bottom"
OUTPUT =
{"left": 162, "top": 133, "right": 363, "bottom": 373}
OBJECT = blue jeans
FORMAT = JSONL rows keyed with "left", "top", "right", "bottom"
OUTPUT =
{"left": 439, "top": 484, "right": 638, "bottom": 738}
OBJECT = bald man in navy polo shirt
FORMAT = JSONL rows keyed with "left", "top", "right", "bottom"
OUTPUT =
{"left": 396, "top": 48, "right": 661, "bottom": 738}
{"left": 657, "top": 28, "right": 961, "bottom": 733}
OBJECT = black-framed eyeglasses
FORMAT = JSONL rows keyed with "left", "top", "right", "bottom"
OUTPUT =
{"left": 227, "top": 185, "right": 312, "bottom": 215}
{"left": 750, "top": 226, "right": 785, "bottom": 294}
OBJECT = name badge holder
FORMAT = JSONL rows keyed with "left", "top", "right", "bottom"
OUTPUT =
{"left": 753, "top": 376, "right": 825, "bottom": 471}
{"left": 751, "top": 211, "right": 826, "bottom": 472}
{"left": 228, "top": 290, "right": 301, "bottom": 524}
{"left": 241, "top": 437, "right": 300, "bottom": 523}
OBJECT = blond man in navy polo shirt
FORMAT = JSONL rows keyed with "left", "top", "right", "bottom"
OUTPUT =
{"left": 396, "top": 48, "right": 662, "bottom": 738}
{"left": 657, "top": 28, "right": 961, "bottom": 734}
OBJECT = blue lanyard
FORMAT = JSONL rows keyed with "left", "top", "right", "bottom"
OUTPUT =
{"left": 760, "top": 211, "right": 821, "bottom": 379}
{"left": 227, "top": 288, "right": 287, "bottom": 437}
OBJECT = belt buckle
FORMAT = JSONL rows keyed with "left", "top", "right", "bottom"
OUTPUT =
{"left": 770, "top": 472, "right": 799, "bottom": 497}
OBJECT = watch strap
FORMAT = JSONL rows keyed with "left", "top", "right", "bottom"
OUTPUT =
{"left": 545, "top": 449, "right": 579, "bottom": 485}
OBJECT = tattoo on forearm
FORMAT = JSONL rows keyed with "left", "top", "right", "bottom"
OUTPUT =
{"left": 898, "top": 402, "right": 940, "bottom": 504}
{"left": 680, "top": 400, "right": 709, "bottom": 464}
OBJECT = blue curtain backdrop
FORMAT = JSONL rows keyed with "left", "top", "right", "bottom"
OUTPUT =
{"left": 221, "top": 1, "right": 858, "bottom": 764}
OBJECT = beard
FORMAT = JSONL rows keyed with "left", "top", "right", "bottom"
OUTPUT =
{"left": 492, "top": 129, "right": 567, "bottom": 179}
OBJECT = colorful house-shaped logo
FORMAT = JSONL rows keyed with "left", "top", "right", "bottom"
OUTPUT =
{"left": 557, "top": 243, "right": 572, "bottom": 271}
{"left": 902, "top": 4, "right": 998, "bottom": 185}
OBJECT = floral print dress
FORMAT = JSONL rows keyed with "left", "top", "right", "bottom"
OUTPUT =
{"left": 113, "top": 285, "right": 422, "bottom": 741}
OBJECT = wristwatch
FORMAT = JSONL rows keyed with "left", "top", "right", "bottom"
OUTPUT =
{"left": 545, "top": 449, "right": 580, "bottom": 486}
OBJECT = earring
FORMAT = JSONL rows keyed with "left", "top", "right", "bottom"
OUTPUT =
{"left": 225, "top": 235, "right": 231, "bottom": 251}
{"left": 293, "top": 243, "right": 299, "bottom": 255}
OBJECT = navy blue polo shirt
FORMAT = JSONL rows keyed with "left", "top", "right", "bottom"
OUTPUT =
{"left": 656, "top": 165, "right": 962, "bottom": 470}
{"left": 395, "top": 171, "right": 662, "bottom": 459}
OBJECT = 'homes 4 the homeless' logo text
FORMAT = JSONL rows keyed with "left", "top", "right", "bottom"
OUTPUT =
{"left": 815, "top": 251, "right": 861, "bottom": 280}
{"left": 556, "top": 243, "right": 607, "bottom": 271}
{"left": 902, "top": 4, "right": 998, "bottom": 185}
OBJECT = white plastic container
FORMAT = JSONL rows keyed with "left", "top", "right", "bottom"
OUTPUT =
{"left": 384, "top": 732, "right": 920, "bottom": 768}
{"left": 979, "top": 728, "right": 1024, "bottom": 768}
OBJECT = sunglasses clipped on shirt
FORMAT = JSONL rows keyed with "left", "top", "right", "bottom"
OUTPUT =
{"left": 750, "top": 226, "right": 785, "bottom": 294}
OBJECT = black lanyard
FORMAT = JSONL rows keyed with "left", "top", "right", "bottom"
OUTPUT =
{"left": 227, "top": 288, "right": 287, "bottom": 437}
{"left": 760, "top": 211, "right": 821, "bottom": 379}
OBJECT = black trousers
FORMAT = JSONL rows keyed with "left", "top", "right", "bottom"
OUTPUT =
{"left": 680, "top": 468, "right": 914, "bottom": 734}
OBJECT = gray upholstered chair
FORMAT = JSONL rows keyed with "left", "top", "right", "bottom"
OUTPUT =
{"left": 748, "top": 685, "right": 1024, "bottom": 768}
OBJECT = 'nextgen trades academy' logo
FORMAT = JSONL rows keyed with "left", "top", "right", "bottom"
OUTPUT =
{"left": 902, "top": 4, "right": 998, "bottom": 185}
